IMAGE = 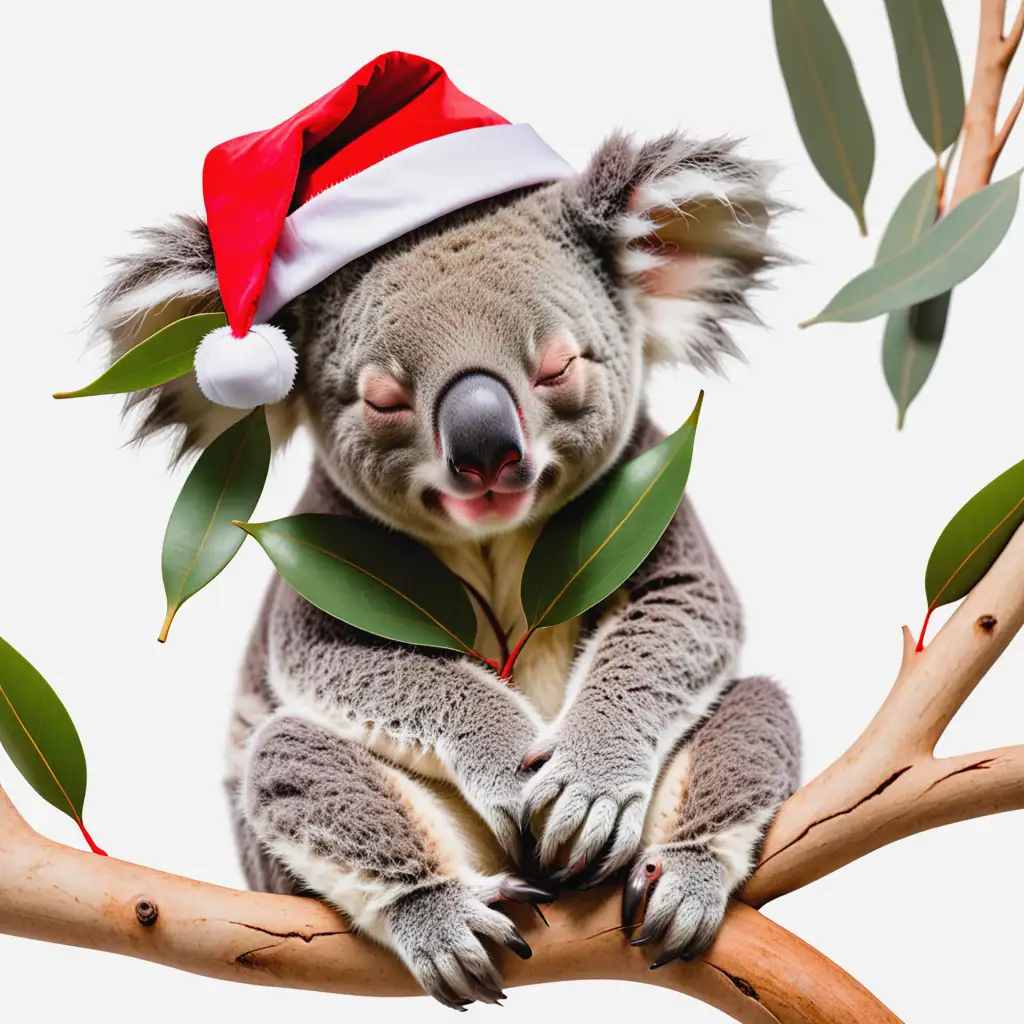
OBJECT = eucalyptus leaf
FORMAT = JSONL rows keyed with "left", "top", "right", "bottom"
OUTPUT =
{"left": 875, "top": 169, "right": 950, "bottom": 428}
{"left": 883, "top": 292, "right": 950, "bottom": 429}
{"left": 802, "top": 170, "right": 1021, "bottom": 326}
{"left": 54, "top": 313, "right": 226, "bottom": 399}
{"left": 159, "top": 407, "right": 270, "bottom": 641}
{"left": 924, "top": 456, "right": 1024, "bottom": 611}
{"left": 0, "top": 635, "right": 102, "bottom": 853}
{"left": 520, "top": 392, "right": 703, "bottom": 636}
{"left": 884, "top": 0, "right": 964, "bottom": 155}
{"left": 772, "top": 0, "right": 874, "bottom": 234}
{"left": 237, "top": 514, "right": 478, "bottom": 655}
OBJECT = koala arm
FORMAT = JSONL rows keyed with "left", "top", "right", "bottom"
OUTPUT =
{"left": 525, "top": 476, "right": 743, "bottom": 876}
{"left": 268, "top": 577, "right": 542, "bottom": 858}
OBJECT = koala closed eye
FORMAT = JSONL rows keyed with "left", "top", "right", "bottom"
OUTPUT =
{"left": 533, "top": 331, "right": 584, "bottom": 394}
{"left": 359, "top": 369, "right": 414, "bottom": 424}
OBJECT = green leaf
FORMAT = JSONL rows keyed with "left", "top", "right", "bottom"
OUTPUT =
{"left": 875, "top": 169, "right": 951, "bottom": 428}
{"left": 884, "top": 0, "right": 964, "bottom": 155}
{"left": 772, "top": 0, "right": 874, "bottom": 235}
{"left": 802, "top": 170, "right": 1021, "bottom": 326}
{"left": 54, "top": 313, "right": 226, "bottom": 399}
{"left": 883, "top": 291, "right": 950, "bottom": 429}
{"left": 520, "top": 392, "right": 703, "bottom": 634}
{"left": 924, "top": 456, "right": 1024, "bottom": 611}
{"left": 237, "top": 514, "right": 478, "bottom": 655}
{"left": 0, "top": 634, "right": 102, "bottom": 851}
{"left": 159, "top": 407, "right": 271, "bottom": 641}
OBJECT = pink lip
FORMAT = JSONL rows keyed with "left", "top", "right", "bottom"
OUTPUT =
{"left": 439, "top": 489, "right": 532, "bottom": 524}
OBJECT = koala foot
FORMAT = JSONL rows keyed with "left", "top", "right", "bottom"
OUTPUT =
{"left": 621, "top": 843, "right": 728, "bottom": 967}
{"left": 383, "top": 877, "right": 541, "bottom": 1009}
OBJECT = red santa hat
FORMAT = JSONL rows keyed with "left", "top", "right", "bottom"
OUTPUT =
{"left": 193, "top": 51, "right": 574, "bottom": 408}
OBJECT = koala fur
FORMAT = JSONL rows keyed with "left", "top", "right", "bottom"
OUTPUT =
{"left": 95, "top": 130, "right": 800, "bottom": 1007}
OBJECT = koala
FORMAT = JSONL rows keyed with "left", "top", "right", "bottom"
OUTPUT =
{"left": 95, "top": 130, "right": 800, "bottom": 1008}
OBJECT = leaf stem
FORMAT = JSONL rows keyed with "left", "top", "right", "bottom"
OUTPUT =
{"left": 455, "top": 575, "right": 510, "bottom": 669}
{"left": 78, "top": 821, "right": 107, "bottom": 857}
{"left": 500, "top": 629, "right": 534, "bottom": 680}
{"left": 915, "top": 606, "right": 934, "bottom": 652}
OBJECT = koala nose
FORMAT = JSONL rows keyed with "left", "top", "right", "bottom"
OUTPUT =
{"left": 437, "top": 372, "right": 524, "bottom": 488}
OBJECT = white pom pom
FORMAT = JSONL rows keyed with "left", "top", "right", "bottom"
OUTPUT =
{"left": 194, "top": 323, "right": 297, "bottom": 409}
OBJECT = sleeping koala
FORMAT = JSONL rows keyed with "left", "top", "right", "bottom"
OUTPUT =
{"left": 95, "top": 129, "right": 800, "bottom": 1007}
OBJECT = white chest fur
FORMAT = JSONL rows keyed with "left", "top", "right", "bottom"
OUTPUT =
{"left": 432, "top": 527, "right": 580, "bottom": 722}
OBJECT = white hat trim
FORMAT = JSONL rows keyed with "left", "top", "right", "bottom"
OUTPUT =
{"left": 254, "top": 123, "right": 575, "bottom": 323}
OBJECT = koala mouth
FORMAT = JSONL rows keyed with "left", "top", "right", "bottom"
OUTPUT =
{"left": 435, "top": 487, "right": 533, "bottom": 527}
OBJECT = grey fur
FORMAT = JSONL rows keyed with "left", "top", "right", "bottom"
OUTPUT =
{"left": 628, "top": 676, "right": 801, "bottom": 964}
{"left": 245, "top": 715, "right": 441, "bottom": 888}
{"left": 95, "top": 129, "right": 800, "bottom": 1005}
{"left": 524, "top": 421, "right": 745, "bottom": 879}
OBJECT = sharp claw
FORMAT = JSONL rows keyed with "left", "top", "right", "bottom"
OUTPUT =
{"left": 629, "top": 934, "right": 655, "bottom": 947}
{"left": 505, "top": 931, "right": 533, "bottom": 960}
{"left": 622, "top": 856, "right": 662, "bottom": 927}
{"left": 621, "top": 873, "right": 646, "bottom": 929}
{"left": 499, "top": 878, "right": 556, "bottom": 903}
{"left": 649, "top": 956, "right": 675, "bottom": 971}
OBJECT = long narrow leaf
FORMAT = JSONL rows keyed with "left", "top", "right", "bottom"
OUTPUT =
{"left": 0, "top": 635, "right": 104, "bottom": 854}
{"left": 237, "top": 514, "right": 479, "bottom": 655}
{"left": 159, "top": 407, "right": 270, "bottom": 641}
{"left": 54, "top": 313, "right": 226, "bottom": 399}
{"left": 520, "top": 392, "right": 703, "bottom": 636}
{"left": 876, "top": 169, "right": 951, "bottom": 428}
{"left": 802, "top": 170, "right": 1021, "bottom": 326}
{"left": 924, "top": 457, "right": 1024, "bottom": 611}
{"left": 772, "top": 0, "right": 874, "bottom": 234}
{"left": 884, "top": 0, "right": 964, "bottom": 155}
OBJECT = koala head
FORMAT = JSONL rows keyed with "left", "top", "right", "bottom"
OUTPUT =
{"left": 95, "top": 132, "right": 782, "bottom": 545}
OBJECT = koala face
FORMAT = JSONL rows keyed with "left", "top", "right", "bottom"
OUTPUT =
{"left": 96, "top": 132, "right": 782, "bottom": 540}
{"left": 297, "top": 185, "right": 644, "bottom": 544}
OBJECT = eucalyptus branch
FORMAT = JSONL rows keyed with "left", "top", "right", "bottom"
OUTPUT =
{"left": 994, "top": 85, "right": 1024, "bottom": 161}
{"left": 742, "top": 520, "right": 1024, "bottom": 908}
{"left": 0, "top": 784, "right": 895, "bottom": 1024}
{"left": 949, "top": 0, "right": 1024, "bottom": 208}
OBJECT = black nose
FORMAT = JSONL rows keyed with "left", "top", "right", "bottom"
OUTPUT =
{"left": 437, "top": 373, "right": 524, "bottom": 487}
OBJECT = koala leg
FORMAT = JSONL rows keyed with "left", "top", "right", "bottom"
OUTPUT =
{"left": 243, "top": 713, "right": 543, "bottom": 1008}
{"left": 623, "top": 676, "right": 800, "bottom": 966}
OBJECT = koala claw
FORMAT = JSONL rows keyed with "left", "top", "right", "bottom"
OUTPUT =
{"left": 522, "top": 747, "right": 651, "bottom": 882}
{"left": 622, "top": 844, "right": 728, "bottom": 967}
{"left": 384, "top": 879, "right": 530, "bottom": 1008}
{"left": 621, "top": 855, "right": 663, "bottom": 931}
{"left": 497, "top": 877, "right": 556, "bottom": 904}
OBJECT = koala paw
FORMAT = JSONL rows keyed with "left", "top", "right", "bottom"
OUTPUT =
{"left": 383, "top": 877, "right": 538, "bottom": 1009}
{"left": 622, "top": 843, "right": 728, "bottom": 967}
{"left": 521, "top": 737, "right": 654, "bottom": 884}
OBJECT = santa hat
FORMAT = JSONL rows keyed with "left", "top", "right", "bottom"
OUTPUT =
{"left": 194, "top": 51, "right": 575, "bottom": 408}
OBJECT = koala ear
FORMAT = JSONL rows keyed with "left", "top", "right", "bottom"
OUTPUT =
{"left": 91, "top": 215, "right": 302, "bottom": 458}
{"left": 566, "top": 131, "right": 788, "bottom": 371}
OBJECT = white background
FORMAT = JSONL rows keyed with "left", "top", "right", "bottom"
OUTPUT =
{"left": 2, "top": 1, "right": 1022, "bottom": 1021}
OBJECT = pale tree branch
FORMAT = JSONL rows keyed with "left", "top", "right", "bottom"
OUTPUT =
{"left": 743, "top": 522, "right": 1024, "bottom": 908}
{"left": 0, "top": 781, "right": 896, "bottom": 1024}
{"left": 948, "top": 0, "right": 1024, "bottom": 208}
{"left": 1003, "top": 2, "right": 1024, "bottom": 61}
{"left": 994, "top": 86, "right": 1024, "bottom": 160}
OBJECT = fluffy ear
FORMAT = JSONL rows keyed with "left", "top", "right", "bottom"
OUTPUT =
{"left": 565, "top": 131, "right": 788, "bottom": 371}
{"left": 91, "top": 215, "right": 301, "bottom": 457}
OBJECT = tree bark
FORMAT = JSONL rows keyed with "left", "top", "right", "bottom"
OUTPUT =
{"left": 0, "top": 781, "right": 896, "bottom": 1023}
